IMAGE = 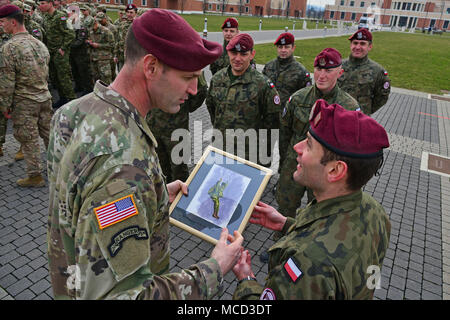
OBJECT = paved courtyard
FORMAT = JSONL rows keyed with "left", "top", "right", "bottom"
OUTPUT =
{"left": 1, "top": 65, "right": 449, "bottom": 299}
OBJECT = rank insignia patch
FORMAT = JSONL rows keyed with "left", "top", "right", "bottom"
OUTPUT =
{"left": 94, "top": 194, "right": 138, "bottom": 229}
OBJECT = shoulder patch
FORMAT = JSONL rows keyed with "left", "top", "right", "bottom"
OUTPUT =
{"left": 284, "top": 257, "right": 303, "bottom": 283}
{"left": 274, "top": 95, "right": 281, "bottom": 105}
{"left": 383, "top": 81, "right": 390, "bottom": 89}
{"left": 94, "top": 194, "right": 139, "bottom": 229}
{"left": 384, "top": 70, "right": 388, "bottom": 76}
{"left": 108, "top": 225, "right": 149, "bottom": 257}
{"left": 260, "top": 288, "right": 276, "bottom": 300}
{"left": 61, "top": 16, "right": 67, "bottom": 21}
{"left": 305, "top": 72, "right": 310, "bottom": 78}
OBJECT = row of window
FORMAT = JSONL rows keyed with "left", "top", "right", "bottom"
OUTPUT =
{"left": 339, "top": 1, "right": 377, "bottom": 7}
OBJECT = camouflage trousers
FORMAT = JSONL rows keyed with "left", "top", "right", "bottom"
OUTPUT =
{"left": 12, "top": 98, "right": 52, "bottom": 177}
{"left": 91, "top": 59, "right": 112, "bottom": 85}
{"left": 0, "top": 112, "right": 6, "bottom": 146}
{"left": 155, "top": 133, "right": 189, "bottom": 183}
{"left": 49, "top": 51, "right": 76, "bottom": 100}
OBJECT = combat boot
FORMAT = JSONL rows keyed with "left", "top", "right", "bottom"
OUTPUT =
{"left": 15, "top": 146, "right": 24, "bottom": 161}
{"left": 0, "top": 145, "right": 3, "bottom": 157}
{"left": 16, "top": 175, "right": 45, "bottom": 187}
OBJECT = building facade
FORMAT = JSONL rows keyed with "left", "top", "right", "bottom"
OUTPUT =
{"left": 71, "top": 0, "right": 307, "bottom": 18}
{"left": 323, "top": 0, "right": 450, "bottom": 30}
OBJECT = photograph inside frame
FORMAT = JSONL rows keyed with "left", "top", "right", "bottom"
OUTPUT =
{"left": 169, "top": 146, "right": 273, "bottom": 244}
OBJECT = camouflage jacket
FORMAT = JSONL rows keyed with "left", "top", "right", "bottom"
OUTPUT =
{"left": 262, "top": 55, "right": 311, "bottom": 108}
{"left": 147, "top": 72, "right": 208, "bottom": 134}
{"left": 88, "top": 24, "right": 114, "bottom": 61}
{"left": 279, "top": 84, "right": 359, "bottom": 168}
{"left": 42, "top": 9, "right": 75, "bottom": 54}
{"left": 205, "top": 65, "right": 281, "bottom": 162}
{"left": 115, "top": 19, "right": 132, "bottom": 61}
{"left": 47, "top": 81, "right": 223, "bottom": 300}
{"left": 0, "top": 32, "right": 51, "bottom": 112}
{"left": 209, "top": 40, "right": 229, "bottom": 75}
{"left": 233, "top": 190, "right": 391, "bottom": 300}
{"left": 338, "top": 55, "right": 391, "bottom": 115}
{"left": 24, "top": 16, "right": 44, "bottom": 42}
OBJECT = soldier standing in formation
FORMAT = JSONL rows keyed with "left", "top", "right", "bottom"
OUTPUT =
{"left": 147, "top": 72, "right": 208, "bottom": 182}
{"left": 276, "top": 48, "right": 359, "bottom": 221}
{"left": 338, "top": 28, "right": 391, "bottom": 115}
{"left": 38, "top": 0, "right": 75, "bottom": 109}
{"left": 209, "top": 17, "right": 239, "bottom": 76}
{"left": 87, "top": 12, "right": 114, "bottom": 84}
{"left": 233, "top": 100, "right": 391, "bottom": 300}
{"left": 0, "top": 14, "right": 10, "bottom": 158}
{"left": 114, "top": 3, "right": 136, "bottom": 72}
{"left": 23, "top": 3, "right": 44, "bottom": 41}
{"left": 97, "top": 10, "right": 117, "bottom": 81}
{"left": 206, "top": 33, "right": 281, "bottom": 166}
{"left": 47, "top": 9, "right": 243, "bottom": 300}
{"left": 0, "top": 4, "right": 52, "bottom": 187}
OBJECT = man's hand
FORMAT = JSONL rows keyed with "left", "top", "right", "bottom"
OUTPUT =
{"left": 232, "top": 249, "right": 255, "bottom": 281}
{"left": 250, "top": 201, "right": 287, "bottom": 232}
{"left": 166, "top": 179, "right": 188, "bottom": 203}
{"left": 211, "top": 228, "right": 244, "bottom": 276}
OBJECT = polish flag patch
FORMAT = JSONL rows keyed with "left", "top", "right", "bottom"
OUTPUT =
{"left": 284, "top": 257, "right": 303, "bottom": 283}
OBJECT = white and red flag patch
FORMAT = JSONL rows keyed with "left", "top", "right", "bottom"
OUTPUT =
{"left": 284, "top": 257, "right": 303, "bottom": 283}
{"left": 94, "top": 194, "right": 138, "bottom": 229}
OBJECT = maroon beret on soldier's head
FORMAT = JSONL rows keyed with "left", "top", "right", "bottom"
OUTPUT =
{"left": 226, "top": 33, "right": 254, "bottom": 52}
{"left": 221, "top": 17, "right": 238, "bottom": 29}
{"left": 313, "top": 47, "right": 342, "bottom": 69}
{"left": 274, "top": 32, "right": 295, "bottom": 46}
{"left": 349, "top": 28, "right": 372, "bottom": 41}
{"left": 131, "top": 9, "right": 222, "bottom": 72}
{"left": 125, "top": 4, "right": 137, "bottom": 11}
{"left": 0, "top": 4, "right": 21, "bottom": 19}
{"left": 308, "top": 99, "right": 389, "bottom": 158}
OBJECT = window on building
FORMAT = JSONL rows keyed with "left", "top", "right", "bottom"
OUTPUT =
{"left": 350, "top": 1, "right": 354, "bottom": 6}
{"left": 412, "top": 3, "right": 416, "bottom": 11}
{"left": 142, "top": 0, "right": 146, "bottom": 6}
{"left": 246, "top": 0, "right": 249, "bottom": 3}
{"left": 406, "top": 2, "right": 411, "bottom": 10}
{"left": 447, "top": 8, "right": 450, "bottom": 14}
{"left": 340, "top": 0, "right": 344, "bottom": 5}
{"left": 371, "top": 2, "right": 375, "bottom": 6}
{"left": 105, "top": 0, "right": 110, "bottom": 3}
{"left": 245, "top": 6, "right": 249, "bottom": 13}
{"left": 360, "top": 2, "right": 365, "bottom": 8}
{"left": 341, "top": 11, "right": 345, "bottom": 19}
{"left": 351, "top": 12, "right": 356, "bottom": 20}
{"left": 443, "top": 20, "right": 449, "bottom": 29}
{"left": 402, "top": 2, "right": 407, "bottom": 10}
{"left": 154, "top": 0, "right": 159, "bottom": 8}
{"left": 330, "top": 11, "right": 335, "bottom": 18}
{"left": 208, "top": 3, "right": 212, "bottom": 10}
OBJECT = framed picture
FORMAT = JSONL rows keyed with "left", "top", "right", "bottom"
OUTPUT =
{"left": 169, "top": 145, "right": 273, "bottom": 245}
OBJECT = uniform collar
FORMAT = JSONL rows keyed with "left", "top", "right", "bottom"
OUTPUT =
{"left": 313, "top": 83, "right": 340, "bottom": 100}
{"left": 226, "top": 64, "right": 254, "bottom": 84}
{"left": 349, "top": 54, "right": 369, "bottom": 65}
{"left": 292, "top": 190, "right": 363, "bottom": 230}
{"left": 93, "top": 81, "right": 158, "bottom": 147}
{"left": 277, "top": 54, "right": 295, "bottom": 65}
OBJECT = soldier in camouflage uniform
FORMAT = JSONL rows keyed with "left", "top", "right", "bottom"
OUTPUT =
{"left": 97, "top": 11, "right": 117, "bottom": 81}
{"left": 114, "top": 3, "right": 136, "bottom": 72}
{"left": 233, "top": 100, "right": 391, "bottom": 300}
{"left": 338, "top": 28, "right": 391, "bottom": 115}
{"left": 276, "top": 48, "right": 359, "bottom": 219}
{"left": 47, "top": 9, "right": 242, "bottom": 300}
{"left": 0, "top": 4, "right": 52, "bottom": 187}
{"left": 38, "top": 0, "right": 76, "bottom": 108}
{"left": 206, "top": 34, "right": 281, "bottom": 167}
{"left": 87, "top": 13, "right": 114, "bottom": 84}
{"left": 0, "top": 24, "right": 10, "bottom": 157}
{"left": 80, "top": 4, "right": 93, "bottom": 29}
{"left": 23, "top": 4, "right": 44, "bottom": 41}
{"left": 146, "top": 72, "right": 208, "bottom": 182}
{"left": 209, "top": 17, "right": 239, "bottom": 76}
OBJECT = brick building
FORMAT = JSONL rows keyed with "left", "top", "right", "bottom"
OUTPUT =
{"left": 71, "top": 0, "right": 307, "bottom": 17}
{"left": 323, "top": 0, "right": 450, "bottom": 30}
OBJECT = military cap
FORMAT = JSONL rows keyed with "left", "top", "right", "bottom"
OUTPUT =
{"left": 23, "top": 4, "right": 32, "bottom": 11}
{"left": 24, "top": 0, "right": 36, "bottom": 8}
{"left": 349, "top": 28, "right": 372, "bottom": 42}
{"left": 11, "top": 1, "right": 23, "bottom": 9}
{"left": 274, "top": 32, "right": 294, "bottom": 45}
{"left": 313, "top": 47, "right": 342, "bottom": 69}
{"left": 132, "top": 9, "right": 222, "bottom": 72}
{"left": 221, "top": 17, "right": 238, "bottom": 29}
{"left": 226, "top": 33, "right": 253, "bottom": 52}
{"left": 79, "top": 4, "right": 89, "bottom": 11}
{"left": 96, "top": 12, "right": 106, "bottom": 21}
{"left": 309, "top": 99, "right": 389, "bottom": 158}
{"left": 0, "top": 4, "right": 21, "bottom": 18}
{"left": 125, "top": 3, "right": 137, "bottom": 11}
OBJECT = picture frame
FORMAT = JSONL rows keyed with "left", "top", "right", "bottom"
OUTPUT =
{"left": 169, "top": 145, "right": 273, "bottom": 245}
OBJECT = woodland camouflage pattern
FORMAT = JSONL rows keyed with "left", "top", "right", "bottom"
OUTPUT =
{"left": 338, "top": 55, "right": 391, "bottom": 115}
{"left": 88, "top": 24, "right": 114, "bottom": 84}
{"left": 276, "top": 84, "right": 359, "bottom": 217}
{"left": 262, "top": 55, "right": 311, "bottom": 108}
{"left": 47, "top": 81, "right": 223, "bottom": 299}
{"left": 146, "top": 72, "right": 208, "bottom": 182}
{"left": 233, "top": 190, "right": 391, "bottom": 300}
{"left": 206, "top": 65, "right": 281, "bottom": 165}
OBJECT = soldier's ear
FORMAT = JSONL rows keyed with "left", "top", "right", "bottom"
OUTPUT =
{"left": 326, "top": 160, "right": 348, "bottom": 184}
{"left": 142, "top": 54, "right": 158, "bottom": 79}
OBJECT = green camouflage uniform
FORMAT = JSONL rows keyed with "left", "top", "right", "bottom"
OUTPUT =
{"left": 338, "top": 55, "right": 391, "bottom": 115}
{"left": 0, "top": 32, "right": 52, "bottom": 177}
{"left": 115, "top": 19, "right": 132, "bottom": 71}
{"left": 42, "top": 9, "right": 76, "bottom": 101}
{"left": 233, "top": 190, "right": 391, "bottom": 300}
{"left": 47, "top": 81, "right": 223, "bottom": 300}
{"left": 276, "top": 85, "right": 359, "bottom": 218}
{"left": 146, "top": 73, "right": 208, "bottom": 182}
{"left": 24, "top": 14, "right": 44, "bottom": 42}
{"left": 206, "top": 65, "right": 281, "bottom": 166}
{"left": 0, "top": 28, "right": 11, "bottom": 150}
{"left": 262, "top": 55, "right": 311, "bottom": 109}
{"left": 88, "top": 24, "right": 114, "bottom": 84}
{"left": 209, "top": 40, "right": 230, "bottom": 75}
{"left": 70, "top": 25, "right": 94, "bottom": 93}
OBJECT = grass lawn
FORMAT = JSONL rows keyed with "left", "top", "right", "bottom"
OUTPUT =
{"left": 253, "top": 32, "right": 450, "bottom": 94}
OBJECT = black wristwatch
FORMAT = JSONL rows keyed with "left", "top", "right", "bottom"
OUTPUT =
{"left": 238, "top": 276, "right": 257, "bottom": 284}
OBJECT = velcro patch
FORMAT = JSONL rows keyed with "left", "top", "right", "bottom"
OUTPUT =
{"left": 260, "top": 288, "right": 276, "bottom": 300}
{"left": 94, "top": 194, "right": 139, "bottom": 229}
{"left": 108, "top": 225, "right": 149, "bottom": 257}
{"left": 284, "top": 257, "right": 303, "bottom": 283}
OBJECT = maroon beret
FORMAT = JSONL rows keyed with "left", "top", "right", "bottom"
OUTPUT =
{"left": 0, "top": 4, "right": 20, "bottom": 19}
{"left": 314, "top": 47, "right": 342, "bottom": 69}
{"left": 221, "top": 17, "right": 238, "bottom": 29}
{"left": 308, "top": 99, "right": 389, "bottom": 158}
{"left": 274, "top": 32, "right": 294, "bottom": 45}
{"left": 349, "top": 28, "right": 372, "bottom": 41}
{"left": 226, "top": 33, "right": 253, "bottom": 52}
{"left": 131, "top": 9, "right": 222, "bottom": 72}
{"left": 126, "top": 4, "right": 137, "bottom": 11}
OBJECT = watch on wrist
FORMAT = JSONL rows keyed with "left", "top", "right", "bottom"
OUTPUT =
{"left": 238, "top": 276, "right": 257, "bottom": 284}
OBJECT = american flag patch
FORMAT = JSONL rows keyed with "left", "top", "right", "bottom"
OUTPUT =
{"left": 94, "top": 195, "right": 138, "bottom": 229}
